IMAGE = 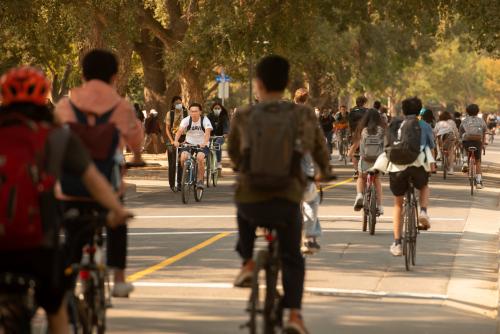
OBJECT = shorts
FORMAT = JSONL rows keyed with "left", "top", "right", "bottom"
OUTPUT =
{"left": 438, "top": 133, "right": 456, "bottom": 151}
{"left": 358, "top": 158, "right": 375, "bottom": 173}
{"left": 487, "top": 123, "right": 497, "bottom": 130}
{"left": 389, "top": 166, "right": 429, "bottom": 197}
{"left": 0, "top": 249, "right": 67, "bottom": 314}
{"left": 463, "top": 140, "right": 482, "bottom": 161}
{"left": 179, "top": 146, "right": 210, "bottom": 157}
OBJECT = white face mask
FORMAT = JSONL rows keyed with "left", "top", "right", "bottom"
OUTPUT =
{"left": 214, "top": 108, "right": 222, "bottom": 116}
{"left": 175, "top": 103, "right": 183, "bottom": 110}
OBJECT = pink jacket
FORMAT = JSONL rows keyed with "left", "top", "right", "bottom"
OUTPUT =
{"left": 55, "top": 80, "right": 143, "bottom": 153}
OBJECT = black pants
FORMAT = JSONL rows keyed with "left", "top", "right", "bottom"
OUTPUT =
{"left": 62, "top": 202, "right": 127, "bottom": 270}
{"left": 236, "top": 199, "right": 304, "bottom": 309}
{"left": 167, "top": 144, "right": 183, "bottom": 189}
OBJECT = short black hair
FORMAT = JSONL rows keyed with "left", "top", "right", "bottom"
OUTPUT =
{"left": 466, "top": 104, "right": 479, "bottom": 116}
{"left": 402, "top": 97, "right": 422, "bottom": 116}
{"left": 255, "top": 55, "right": 289, "bottom": 92}
{"left": 355, "top": 96, "right": 368, "bottom": 107}
{"left": 82, "top": 49, "right": 118, "bottom": 83}
{"left": 373, "top": 100, "right": 381, "bottom": 109}
{"left": 189, "top": 102, "right": 203, "bottom": 111}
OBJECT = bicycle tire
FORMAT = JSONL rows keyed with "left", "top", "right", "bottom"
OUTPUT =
{"left": 194, "top": 184, "right": 204, "bottom": 202}
{"left": 205, "top": 155, "right": 211, "bottom": 189}
{"left": 264, "top": 255, "right": 280, "bottom": 334}
{"left": 403, "top": 199, "right": 411, "bottom": 271}
{"left": 181, "top": 163, "right": 191, "bottom": 204}
{"left": 96, "top": 272, "right": 106, "bottom": 334}
{"left": 212, "top": 167, "right": 219, "bottom": 187}
{"left": 362, "top": 201, "right": 368, "bottom": 232}
{"left": 410, "top": 197, "right": 418, "bottom": 266}
{"left": 83, "top": 279, "right": 95, "bottom": 334}
{"left": 248, "top": 250, "right": 269, "bottom": 334}
{"left": 369, "top": 186, "right": 377, "bottom": 235}
{"left": 0, "top": 298, "right": 32, "bottom": 334}
{"left": 443, "top": 155, "right": 447, "bottom": 180}
{"left": 469, "top": 158, "right": 475, "bottom": 196}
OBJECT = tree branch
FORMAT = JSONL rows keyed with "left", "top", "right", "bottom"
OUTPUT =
{"left": 137, "top": 6, "right": 176, "bottom": 48}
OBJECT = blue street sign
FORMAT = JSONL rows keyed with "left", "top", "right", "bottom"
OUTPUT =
{"left": 216, "top": 74, "right": 231, "bottom": 83}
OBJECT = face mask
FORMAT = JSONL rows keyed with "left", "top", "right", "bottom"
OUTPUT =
{"left": 214, "top": 108, "right": 222, "bottom": 116}
{"left": 175, "top": 103, "right": 183, "bottom": 110}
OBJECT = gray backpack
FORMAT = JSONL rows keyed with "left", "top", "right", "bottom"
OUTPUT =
{"left": 361, "top": 129, "right": 384, "bottom": 163}
{"left": 241, "top": 101, "right": 303, "bottom": 191}
{"left": 463, "top": 117, "right": 484, "bottom": 141}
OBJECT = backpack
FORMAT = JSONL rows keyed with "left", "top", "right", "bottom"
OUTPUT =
{"left": 386, "top": 117, "right": 422, "bottom": 165}
{"left": 187, "top": 116, "right": 206, "bottom": 132}
{"left": 60, "top": 102, "right": 121, "bottom": 197}
{"left": 349, "top": 107, "right": 367, "bottom": 132}
{"left": 463, "top": 117, "right": 484, "bottom": 141}
{"left": 0, "top": 115, "right": 64, "bottom": 251}
{"left": 241, "top": 101, "right": 303, "bottom": 191}
{"left": 361, "top": 128, "right": 384, "bottom": 163}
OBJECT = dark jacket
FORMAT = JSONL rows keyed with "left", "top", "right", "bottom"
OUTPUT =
{"left": 207, "top": 110, "right": 230, "bottom": 136}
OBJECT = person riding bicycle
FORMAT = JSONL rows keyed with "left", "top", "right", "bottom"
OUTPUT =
{"left": 486, "top": 113, "right": 497, "bottom": 136}
{"left": 55, "top": 49, "right": 143, "bottom": 298}
{"left": 334, "top": 105, "right": 349, "bottom": 160}
{"left": 349, "top": 96, "right": 369, "bottom": 177}
{"left": 0, "top": 67, "right": 130, "bottom": 334}
{"left": 373, "top": 97, "right": 435, "bottom": 257}
{"left": 166, "top": 96, "right": 189, "bottom": 191}
{"left": 207, "top": 102, "right": 230, "bottom": 176}
{"left": 434, "top": 111, "right": 459, "bottom": 175}
{"left": 349, "top": 108, "right": 385, "bottom": 215}
{"left": 460, "top": 104, "right": 487, "bottom": 189}
{"left": 294, "top": 88, "right": 322, "bottom": 254}
{"left": 373, "top": 100, "right": 388, "bottom": 127}
{"left": 174, "top": 103, "right": 213, "bottom": 190}
{"left": 229, "top": 56, "right": 331, "bottom": 334}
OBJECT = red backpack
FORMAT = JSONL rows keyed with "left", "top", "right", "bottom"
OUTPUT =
{"left": 0, "top": 115, "right": 58, "bottom": 251}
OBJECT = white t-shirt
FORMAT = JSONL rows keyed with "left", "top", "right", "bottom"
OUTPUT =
{"left": 179, "top": 116, "right": 213, "bottom": 145}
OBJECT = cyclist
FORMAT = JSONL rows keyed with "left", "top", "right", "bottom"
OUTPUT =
{"left": 166, "top": 96, "right": 188, "bottom": 191}
{"left": 349, "top": 96, "right": 369, "bottom": 177}
{"left": 334, "top": 105, "right": 350, "bottom": 160}
{"left": 349, "top": 109, "right": 385, "bottom": 214}
{"left": 0, "top": 67, "right": 130, "bottom": 333}
{"left": 373, "top": 100, "right": 388, "bottom": 127}
{"left": 229, "top": 56, "right": 330, "bottom": 334}
{"left": 486, "top": 112, "right": 497, "bottom": 139}
{"left": 294, "top": 88, "right": 322, "bottom": 254}
{"left": 319, "top": 107, "right": 335, "bottom": 157}
{"left": 55, "top": 49, "right": 143, "bottom": 297}
{"left": 207, "top": 102, "right": 230, "bottom": 176}
{"left": 173, "top": 103, "right": 213, "bottom": 189}
{"left": 434, "top": 111, "right": 459, "bottom": 175}
{"left": 375, "top": 97, "right": 435, "bottom": 257}
{"left": 460, "top": 104, "right": 487, "bottom": 189}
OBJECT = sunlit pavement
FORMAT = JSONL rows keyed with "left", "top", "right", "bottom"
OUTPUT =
{"left": 106, "top": 142, "right": 500, "bottom": 333}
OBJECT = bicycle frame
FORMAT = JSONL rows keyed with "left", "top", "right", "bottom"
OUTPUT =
{"left": 467, "top": 148, "right": 477, "bottom": 195}
{"left": 402, "top": 181, "right": 419, "bottom": 271}
{"left": 362, "top": 172, "right": 378, "bottom": 235}
{"left": 0, "top": 273, "right": 38, "bottom": 333}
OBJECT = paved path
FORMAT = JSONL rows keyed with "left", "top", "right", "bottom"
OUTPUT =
{"left": 105, "top": 141, "right": 500, "bottom": 333}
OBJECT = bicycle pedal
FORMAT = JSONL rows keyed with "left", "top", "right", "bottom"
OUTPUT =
{"left": 417, "top": 226, "right": 429, "bottom": 231}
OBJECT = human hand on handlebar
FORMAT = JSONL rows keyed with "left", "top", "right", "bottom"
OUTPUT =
{"left": 174, "top": 141, "right": 180, "bottom": 148}
{"left": 107, "top": 209, "right": 133, "bottom": 229}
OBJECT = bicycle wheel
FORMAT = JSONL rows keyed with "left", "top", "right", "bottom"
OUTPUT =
{"left": 181, "top": 163, "right": 191, "bottom": 204}
{"left": 469, "top": 158, "right": 475, "bottom": 196}
{"left": 212, "top": 165, "right": 219, "bottom": 187}
{"left": 402, "top": 200, "right": 411, "bottom": 271}
{"left": 95, "top": 272, "right": 107, "bottom": 334}
{"left": 368, "top": 186, "right": 377, "bottom": 235}
{"left": 194, "top": 183, "right": 204, "bottom": 202}
{"left": 248, "top": 250, "right": 269, "bottom": 334}
{"left": 264, "top": 255, "right": 281, "bottom": 333}
{"left": 205, "top": 155, "right": 211, "bottom": 188}
{"left": 442, "top": 154, "right": 447, "bottom": 180}
{"left": 409, "top": 197, "right": 418, "bottom": 266}
{"left": 82, "top": 279, "right": 95, "bottom": 334}
{"left": 362, "top": 191, "right": 368, "bottom": 232}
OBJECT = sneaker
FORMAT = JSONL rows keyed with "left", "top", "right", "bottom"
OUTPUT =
{"left": 217, "top": 162, "right": 222, "bottom": 169}
{"left": 217, "top": 168, "right": 222, "bottom": 178}
{"left": 390, "top": 242, "right": 403, "bottom": 256}
{"left": 112, "top": 282, "right": 134, "bottom": 298}
{"left": 353, "top": 170, "right": 359, "bottom": 179}
{"left": 196, "top": 180, "right": 205, "bottom": 189}
{"left": 338, "top": 155, "right": 343, "bottom": 161}
{"left": 418, "top": 211, "right": 431, "bottom": 230}
{"left": 301, "top": 239, "right": 321, "bottom": 255}
{"left": 353, "top": 194, "right": 364, "bottom": 211}
{"left": 233, "top": 261, "right": 254, "bottom": 288}
{"left": 283, "top": 313, "right": 309, "bottom": 334}
{"left": 461, "top": 165, "right": 469, "bottom": 173}
{"left": 476, "top": 181, "right": 484, "bottom": 189}
{"left": 377, "top": 206, "right": 384, "bottom": 216}
{"left": 447, "top": 168, "right": 454, "bottom": 175}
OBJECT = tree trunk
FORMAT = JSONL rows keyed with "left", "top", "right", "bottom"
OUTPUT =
{"left": 180, "top": 65, "right": 205, "bottom": 104}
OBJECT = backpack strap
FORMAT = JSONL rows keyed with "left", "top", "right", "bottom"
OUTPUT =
{"left": 169, "top": 110, "right": 175, "bottom": 131}
{"left": 69, "top": 100, "right": 118, "bottom": 125}
{"left": 201, "top": 116, "right": 205, "bottom": 132}
{"left": 186, "top": 116, "right": 206, "bottom": 132}
{"left": 187, "top": 116, "right": 192, "bottom": 131}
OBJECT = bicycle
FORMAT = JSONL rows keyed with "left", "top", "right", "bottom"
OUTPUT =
{"left": 0, "top": 273, "right": 38, "bottom": 333}
{"left": 466, "top": 147, "right": 478, "bottom": 196}
{"left": 337, "top": 130, "right": 349, "bottom": 166}
{"left": 206, "top": 136, "right": 223, "bottom": 188}
{"left": 362, "top": 171, "right": 378, "bottom": 235}
{"left": 177, "top": 144, "right": 205, "bottom": 204}
{"left": 487, "top": 130, "right": 495, "bottom": 145}
{"left": 438, "top": 136, "right": 449, "bottom": 180}
{"left": 402, "top": 180, "right": 420, "bottom": 271}
{"left": 243, "top": 226, "right": 284, "bottom": 334}
{"left": 64, "top": 212, "right": 112, "bottom": 334}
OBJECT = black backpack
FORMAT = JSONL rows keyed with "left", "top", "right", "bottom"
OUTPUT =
{"left": 187, "top": 116, "right": 206, "bottom": 132}
{"left": 241, "top": 101, "right": 303, "bottom": 191}
{"left": 385, "top": 117, "right": 422, "bottom": 165}
{"left": 349, "top": 107, "right": 367, "bottom": 132}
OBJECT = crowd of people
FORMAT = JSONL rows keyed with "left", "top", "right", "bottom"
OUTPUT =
{"left": 0, "top": 49, "right": 497, "bottom": 334}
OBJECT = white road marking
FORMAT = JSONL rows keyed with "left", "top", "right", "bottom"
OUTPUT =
{"left": 131, "top": 281, "right": 447, "bottom": 300}
{"left": 135, "top": 215, "right": 465, "bottom": 222}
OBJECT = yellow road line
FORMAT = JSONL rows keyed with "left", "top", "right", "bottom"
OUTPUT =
{"left": 127, "top": 232, "right": 231, "bottom": 282}
{"left": 320, "top": 177, "right": 354, "bottom": 192}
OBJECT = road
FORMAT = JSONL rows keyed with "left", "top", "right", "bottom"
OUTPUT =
{"left": 107, "top": 140, "right": 500, "bottom": 333}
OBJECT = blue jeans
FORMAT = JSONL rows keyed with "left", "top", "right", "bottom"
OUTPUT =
{"left": 214, "top": 137, "right": 225, "bottom": 163}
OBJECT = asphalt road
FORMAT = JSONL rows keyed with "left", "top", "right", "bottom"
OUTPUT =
{"left": 105, "top": 141, "right": 500, "bottom": 334}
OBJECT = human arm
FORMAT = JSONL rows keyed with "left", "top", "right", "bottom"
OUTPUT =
{"left": 165, "top": 112, "right": 175, "bottom": 143}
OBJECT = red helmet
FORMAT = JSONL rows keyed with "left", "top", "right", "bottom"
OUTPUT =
{"left": 0, "top": 67, "right": 50, "bottom": 106}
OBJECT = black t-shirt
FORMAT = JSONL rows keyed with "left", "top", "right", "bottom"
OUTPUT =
{"left": 349, "top": 107, "right": 368, "bottom": 132}
{"left": 319, "top": 114, "right": 334, "bottom": 134}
